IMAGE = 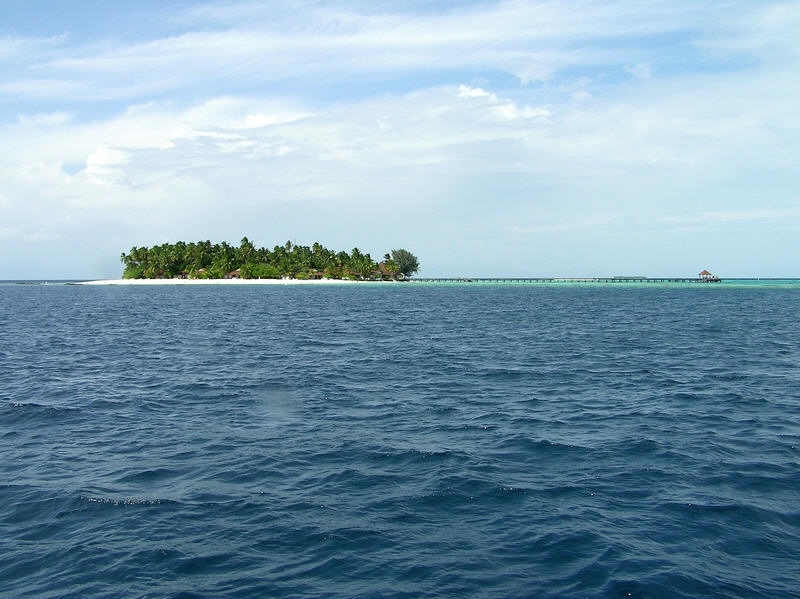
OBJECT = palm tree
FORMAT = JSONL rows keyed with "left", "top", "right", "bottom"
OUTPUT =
{"left": 239, "top": 236, "right": 256, "bottom": 264}
{"left": 116, "top": 238, "right": 418, "bottom": 281}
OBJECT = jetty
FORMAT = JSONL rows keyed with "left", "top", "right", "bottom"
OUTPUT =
{"left": 410, "top": 276, "right": 722, "bottom": 284}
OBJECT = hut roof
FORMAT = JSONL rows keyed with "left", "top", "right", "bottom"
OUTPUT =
{"left": 378, "top": 262, "right": 397, "bottom": 276}
{"left": 699, "top": 269, "right": 713, "bottom": 276}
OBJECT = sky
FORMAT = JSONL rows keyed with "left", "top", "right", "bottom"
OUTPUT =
{"left": 1, "top": 0, "right": 799, "bottom": 278}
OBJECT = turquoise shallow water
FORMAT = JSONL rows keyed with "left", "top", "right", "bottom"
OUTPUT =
{"left": 1, "top": 283, "right": 799, "bottom": 598}
{"left": 408, "top": 278, "right": 800, "bottom": 288}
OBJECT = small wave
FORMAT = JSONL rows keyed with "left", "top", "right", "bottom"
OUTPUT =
{"left": 174, "top": 552, "right": 237, "bottom": 575}
{"left": 374, "top": 447, "right": 466, "bottom": 468}
{"left": 658, "top": 500, "right": 798, "bottom": 527}
{"left": 478, "top": 367, "right": 531, "bottom": 380}
{"left": 115, "top": 467, "right": 187, "bottom": 485}
{"left": 3, "top": 402, "right": 84, "bottom": 426}
{"left": 6, "top": 401, "right": 81, "bottom": 412}
{"left": 604, "top": 437, "right": 661, "bottom": 456}
{"left": 494, "top": 436, "right": 590, "bottom": 461}
{"left": 82, "top": 496, "right": 171, "bottom": 507}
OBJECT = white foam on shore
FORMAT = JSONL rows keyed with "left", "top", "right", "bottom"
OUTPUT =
{"left": 77, "top": 278, "right": 400, "bottom": 285}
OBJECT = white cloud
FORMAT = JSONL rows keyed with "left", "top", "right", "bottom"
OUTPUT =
{"left": 2, "top": 1, "right": 800, "bottom": 277}
{"left": 458, "top": 85, "right": 497, "bottom": 100}
{"left": 458, "top": 85, "right": 550, "bottom": 121}
{"left": 84, "top": 146, "right": 131, "bottom": 186}
{"left": 18, "top": 112, "right": 72, "bottom": 127}
{"left": 2, "top": 70, "right": 797, "bottom": 240}
{"left": 242, "top": 112, "right": 309, "bottom": 129}
{"left": 0, "top": 1, "right": 745, "bottom": 102}
{"left": 625, "top": 62, "right": 653, "bottom": 79}
{"left": 571, "top": 91, "right": 592, "bottom": 102}
{"left": 694, "top": 2, "right": 800, "bottom": 60}
{"left": 0, "top": 34, "right": 65, "bottom": 63}
{"left": 662, "top": 207, "right": 800, "bottom": 224}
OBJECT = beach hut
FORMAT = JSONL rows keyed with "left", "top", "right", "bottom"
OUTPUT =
{"left": 699, "top": 269, "right": 714, "bottom": 279}
{"left": 377, "top": 262, "right": 399, "bottom": 281}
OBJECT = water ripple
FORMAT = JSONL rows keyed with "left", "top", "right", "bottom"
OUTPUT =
{"left": 1, "top": 284, "right": 799, "bottom": 598}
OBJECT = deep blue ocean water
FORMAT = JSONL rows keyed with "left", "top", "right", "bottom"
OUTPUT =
{"left": 2, "top": 282, "right": 799, "bottom": 598}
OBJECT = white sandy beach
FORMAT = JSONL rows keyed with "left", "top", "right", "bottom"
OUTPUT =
{"left": 77, "top": 278, "right": 401, "bottom": 285}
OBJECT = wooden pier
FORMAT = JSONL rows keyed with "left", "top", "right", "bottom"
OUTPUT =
{"left": 409, "top": 276, "right": 722, "bottom": 284}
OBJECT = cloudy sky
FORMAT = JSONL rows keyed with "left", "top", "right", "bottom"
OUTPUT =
{"left": 1, "top": 0, "right": 798, "bottom": 278}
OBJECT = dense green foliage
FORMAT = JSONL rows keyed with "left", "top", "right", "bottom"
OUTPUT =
{"left": 120, "top": 238, "right": 419, "bottom": 280}
{"left": 391, "top": 249, "right": 420, "bottom": 277}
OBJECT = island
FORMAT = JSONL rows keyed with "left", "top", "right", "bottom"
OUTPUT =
{"left": 119, "top": 238, "right": 420, "bottom": 281}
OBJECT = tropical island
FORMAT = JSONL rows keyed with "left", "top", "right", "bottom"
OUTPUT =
{"left": 119, "top": 238, "right": 419, "bottom": 281}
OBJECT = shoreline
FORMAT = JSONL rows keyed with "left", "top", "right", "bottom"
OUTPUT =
{"left": 30, "top": 278, "right": 800, "bottom": 288}
{"left": 76, "top": 278, "right": 400, "bottom": 285}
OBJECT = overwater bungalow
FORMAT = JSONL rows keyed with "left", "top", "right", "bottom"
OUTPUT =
{"left": 698, "top": 269, "right": 721, "bottom": 282}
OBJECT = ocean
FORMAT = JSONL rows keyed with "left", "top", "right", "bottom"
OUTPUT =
{"left": 2, "top": 281, "right": 799, "bottom": 598}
